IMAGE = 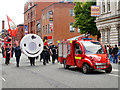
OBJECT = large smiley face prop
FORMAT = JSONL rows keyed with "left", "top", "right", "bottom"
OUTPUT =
{"left": 20, "top": 34, "right": 43, "bottom": 57}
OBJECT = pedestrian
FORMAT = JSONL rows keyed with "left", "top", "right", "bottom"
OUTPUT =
{"left": 118, "top": 46, "right": 120, "bottom": 64}
{"left": 42, "top": 46, "right": 49, "bottom": 65}
{"left": 28, "top": 57, "right": 36, "bottom": 66}
{"left": 113, "top": 45, "right": 119, "bottom": 63}
{"left": 50, "top": 43, "right": 57, "bottom": 64}
{"left": 5, "top": 44, "right": 11, "bottom": 65}
{"left": 15, "top": 41, "right": 21, "bottom": 67}
{"left": 108, "top": 45, "right": 113, "bottom": 62}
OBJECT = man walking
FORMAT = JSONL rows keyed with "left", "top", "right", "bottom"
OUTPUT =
{"left": 15, "top": 41, "right": 21, "bottom": 67}
{"left": 113, "top": 45, "right": 119, "bottom": 63}
{"left": 5, "top": 44, "right": 11, "bottom": 65}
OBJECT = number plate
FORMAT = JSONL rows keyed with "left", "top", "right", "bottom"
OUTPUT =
{"left": 96, "top": 66, "right": 106, "bottom": 69}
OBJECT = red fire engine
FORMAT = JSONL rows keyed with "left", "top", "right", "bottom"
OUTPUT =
{"left": 58, "top": 34, "right": 112, "bottom": 74}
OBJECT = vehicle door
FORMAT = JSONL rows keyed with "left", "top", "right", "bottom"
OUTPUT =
{"left": 74, "top": 42, "right": 83, "bottom": 67}
{"left": 66, "top": 43, "right": 72, "bottom": 65}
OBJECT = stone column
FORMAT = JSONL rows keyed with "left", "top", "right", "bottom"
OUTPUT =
{"left": 110, "top": 24, "right": 119, "bottom": 46}
{"left": 97, "top": 27, "right": 104, "bottom": 44}
{"left": 104, "top": 28, "right": 108, "bottom": 45}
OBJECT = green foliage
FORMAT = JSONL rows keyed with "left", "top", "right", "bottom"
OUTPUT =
{"left": 73, "top": 2, "right": 101, "bottom": 39}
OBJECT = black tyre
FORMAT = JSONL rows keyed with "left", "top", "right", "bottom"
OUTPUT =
{"left": 105, "top": 64, "right": 112, "bottom": 73}
{"left": 63, "top": 60, "right": 69, "bottom": 69}
{"left": 82, "top": 64, "right": 90, "bottom": 74}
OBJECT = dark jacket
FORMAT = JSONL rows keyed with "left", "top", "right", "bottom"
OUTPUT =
{"left": 5, "top": 48, "right": 11, "bottom": 58}
{"left": 109, "top": 48, "right": 113, "bottom": 55}
{"left": 112, "top": 47, "right": 118, "bottom": 55}
{"left": 15, "top": 46, "right": 21, "bottom": 57}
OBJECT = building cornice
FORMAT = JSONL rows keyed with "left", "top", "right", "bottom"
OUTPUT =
{"left": 42, "top": 2, "right": 74, "bottom": 12}
{"left": 95, "top": 14, "right": 120, "bottom": 23}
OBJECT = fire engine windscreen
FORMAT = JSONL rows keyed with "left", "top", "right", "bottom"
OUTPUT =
{"left": 81, "top": 41, "right": 105, "bottom": 54}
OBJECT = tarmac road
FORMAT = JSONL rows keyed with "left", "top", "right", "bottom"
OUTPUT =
{"left": 1, "top": 53, "right": 119, "bottom": 89}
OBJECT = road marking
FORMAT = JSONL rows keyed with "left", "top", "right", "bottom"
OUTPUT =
{"left": 112, "top": 69, "right": 119, "bottom": 72}
{"left": 108, "top": 74, "right": 120, "bottom": 77}
{"left": 1, "top": 77, "right": 6, "bottom": 82}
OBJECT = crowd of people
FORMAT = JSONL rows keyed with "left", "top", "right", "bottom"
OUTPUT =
{"left": 1, "top": 40, "right": 58, "bottom": 67}
{"left": 1, "top": 39, "right": 120, "bottom": 67}
{"left": 105, "top": 45, "right": 120, "bottom": 64}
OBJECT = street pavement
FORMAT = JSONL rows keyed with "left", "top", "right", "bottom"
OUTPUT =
{"left": 0, "top": 53, "right": 120, "bottom": 88}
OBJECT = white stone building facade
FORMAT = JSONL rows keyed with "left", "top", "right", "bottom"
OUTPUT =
{"left": 96, "top": 0, "right": 120, "bottom": 46}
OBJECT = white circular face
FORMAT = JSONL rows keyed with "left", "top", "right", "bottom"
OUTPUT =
{"left": 20, "top": 34, "right": 43, "bottom": 57}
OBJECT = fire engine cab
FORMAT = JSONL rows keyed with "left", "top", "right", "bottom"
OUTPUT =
{"left": 58, "top": 34, "right": 112, "bottom": 74}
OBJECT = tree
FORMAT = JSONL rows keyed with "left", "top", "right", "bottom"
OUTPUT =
{"left": 73, "top": 2, "right": 101, "bottom": 40}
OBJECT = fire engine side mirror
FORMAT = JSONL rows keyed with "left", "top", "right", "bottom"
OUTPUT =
{"left": 78, "top": 50, "right": 82, "bottom": 54}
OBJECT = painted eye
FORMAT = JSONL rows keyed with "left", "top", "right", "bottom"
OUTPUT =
{"left": 39, "top": 44, "right": 41, "bottom": 47}
{"left": 24, "top": 44, "right": 26, "bottom": 47}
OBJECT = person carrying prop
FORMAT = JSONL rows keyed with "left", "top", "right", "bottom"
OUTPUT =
{"left": 28, "top": 57, "right": 36, "bottom": 66}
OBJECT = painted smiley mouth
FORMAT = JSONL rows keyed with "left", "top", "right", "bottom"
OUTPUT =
{"left": 25, "top": 50, "right": 40, "bottom": 55}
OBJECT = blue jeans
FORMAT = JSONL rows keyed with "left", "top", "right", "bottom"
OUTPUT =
{"left": 113, "top": 54, "right": 118, "bottom": 63}
{"left": 109, "top": 54, "right": 113, "bottom": 62}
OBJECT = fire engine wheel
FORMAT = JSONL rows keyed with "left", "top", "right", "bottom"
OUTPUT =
{"left": 82, "top": 64, "right": 90, "bottom": 74}
{"left": 105, "top": 64, "right": 112, "bottom": 73}
{"left": 63, "top": 60, "right": 69, "bottom": 69}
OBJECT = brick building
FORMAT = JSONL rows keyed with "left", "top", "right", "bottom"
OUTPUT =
{"left": 24, "top": 2, "right": 97, "bottom": 45}
{"left": 41, "top": 2, "right": 81, "bottom": 45}
{"left": 24, "top": 2, "right": 54, "bottom": 36}
{"left": 16, "top": 24, "right": 25, "bottom": 44}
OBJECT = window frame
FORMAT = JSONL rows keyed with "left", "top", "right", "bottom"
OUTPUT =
{"left": 102, "top": 0, "right": 105, "bottom": 13}
{"left": 46, "top": 25, "right": 47, "bottom": 34}
{"left": 69, "top": 22, "right": 75, "bottom": 32}
{"left": 75, "top": 43, "right": 82, "bottom": 54}
{"left": 43, "top": 26, "right": 45, "bottom": 34}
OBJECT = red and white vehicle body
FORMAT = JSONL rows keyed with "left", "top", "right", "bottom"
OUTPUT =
{"left": 58, "top": 34, "right": 112, "bottom": 74}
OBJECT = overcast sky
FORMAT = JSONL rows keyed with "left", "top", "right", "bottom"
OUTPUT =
{"left": 0, "top": 0, "right": 28, "bottom": 32}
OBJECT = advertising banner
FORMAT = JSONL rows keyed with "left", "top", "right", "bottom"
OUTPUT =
{"left": 91, "top": 5, "right": 100, "bottom": 17}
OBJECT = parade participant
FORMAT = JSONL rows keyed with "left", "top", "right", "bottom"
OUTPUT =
{"left": 50, "top": 43, "right": 57, "bottom": 64}
{"left": 113, "top": 45, "right": 119, "bottom": 63}
{"left": 43, "top": 45, "right": 50, "bottom": 65}
{"left": 5, "top": 44, "right": 11, "bottom": 65}
{"left": 15, "top": 41, "right": 21, "bottom": 67}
